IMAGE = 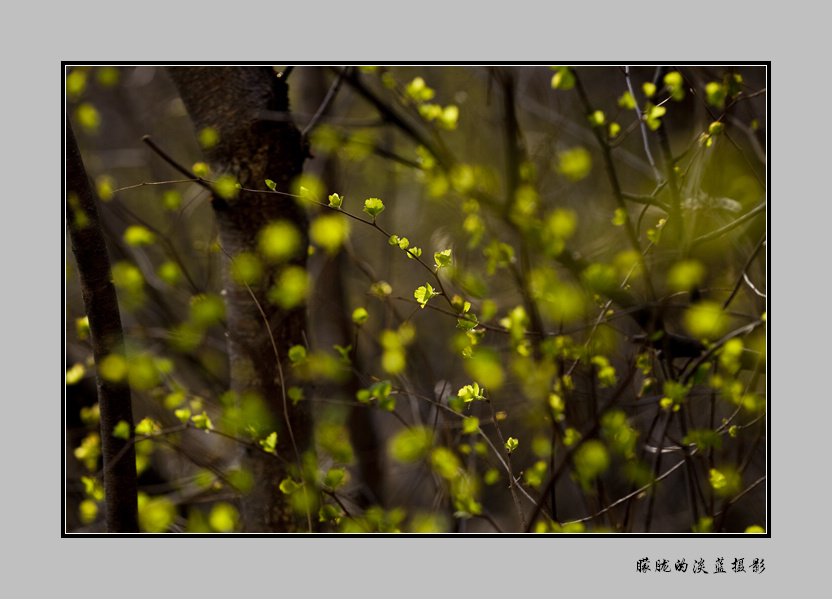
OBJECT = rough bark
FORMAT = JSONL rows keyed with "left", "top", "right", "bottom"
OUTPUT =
{"left": 66, "top": 119, "right": 139, "bottom": 533}
{"left": 166, "top": 66, "right": 313, "bottom": 532}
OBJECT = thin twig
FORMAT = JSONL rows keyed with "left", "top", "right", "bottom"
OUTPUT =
{"left": 625, "top": 66, "right": 663, "bottom": 182}
{"left": 486, "top": 395, "right": 527, "bottom": 530}
{"left": 142, "top": 136, "right": 213, "bottom": 193}
{"left": 302, "top": 67, "right": 348, "bottom": 139}
{"left": 565, "top": 452, "right": 691, "bottom": 526}
{"left": 722, "top": 234, "right": 766, "bottom": 310}
{"left": 691, "top": 202, "right": 766, "bottom": 248}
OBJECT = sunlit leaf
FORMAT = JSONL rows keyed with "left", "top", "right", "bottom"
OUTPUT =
{"left": 363, "top": 197, "right": 385, "bottom": 218}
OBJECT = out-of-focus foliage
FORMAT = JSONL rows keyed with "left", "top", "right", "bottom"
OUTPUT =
{"left": 66, "top": 65, "right": 766, "bottom": 534}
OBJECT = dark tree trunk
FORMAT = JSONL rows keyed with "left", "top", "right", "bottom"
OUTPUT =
{"left": 66, "top": 119, "right": 139, "bottom": 533}
{"left": 166, "top": 66, "right": 313, "bottom": 532}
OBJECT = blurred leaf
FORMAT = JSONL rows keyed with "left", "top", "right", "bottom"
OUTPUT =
{"left": 556, "top": 147, "right": 592, "bottom": 181}
{"left": 390, "top": 427, "right": 433, "bottom": 463}
{"left": 209, "top": 503, "right": 239, "bottom": 532}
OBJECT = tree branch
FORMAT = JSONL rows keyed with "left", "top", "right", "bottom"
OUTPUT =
{"left": 66, "top": 119, "right": 138, "bottom": 533}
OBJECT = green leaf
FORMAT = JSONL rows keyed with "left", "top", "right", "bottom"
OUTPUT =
{"left": 208, "top": 502, "right": 239, "bottom": 532}
{"left": 189, "top": 293, "right": 225, "bottom": 327}
{"left": 352, "top": 307, "right": 369, "bottom": 325}
{"left": 524, "top": 461, "right": 547, "bottom": 488}
{"left": 465, "top": 348, "right": 504, "bottom": 390}
{"left": 123, "top": 225, "right": 156, "bottom": 246}
{"left": 556, "top": 147, "right": 592, "bottom": 181}
{"left": 309, "top": 212, "right": 350, "bottom": 255}
{"left": 430, "top": 447, "right": 461, "bottom": 479}
{"left": 75, "top": 102, "right": 101, "bottom": 134}
{"left": 230, "top": 252, "right": 263, "bottom": 286}
{"left": 390, "top": 427, "right": 433, "bottom": 463}
{"left": 328, "top": 192, "right": 343, "bottom": 208}
{"left": 684, "top": 301, "right": 729, "bottom": 341}
{"left": 581, "top": 263, "right": 618, "bottom": 295}
{"left": 391, "top": 235, "right": 408, "bottom": 249}
{"left": 161, "top": 190, "right": 182, "bottom": 210}
{"left": 279, "top": 478, "right": 300, "bottom": 494}
{"left": 135, "top": 418, "right": 158, "bottom": 436}
{"left": 66, "top": 363, "right": 86, "bottom": 385}
{"left": 683, "top": 429, "right": 722, "bottom": 451}
{"left": 319, "top": 504, "right": 342, "bottom": 522}
{"left": 267, "top": 266, "right": 309, "bottom": 309}
{"left": 505, "top": 437, "right": 519, "bottom": 453}
{"left": 705, "top": 81, "right": 725, "bottom": 107}
{"left": 457, "top": 382, "right": 483, "bottom": 403}
{"left": 174, "top": 408, "right": 191, "bottom": 424}
{"left": 137, "top": 493, "right": 176, "bottom": 533}
{"left": 265, "top": 179, "right": 277, "bottom": 191}
{"left": 157, "top": 261, "right": 182, "bottom": 285}
{"left": 663, "top": 71, "right": 685, "bottom": 101}
{"left": 724, "top": 73, "right": 743, "bottom": 98}
{"left": 324, "top": 467, "right": 346, "bottom": 489}
{"left": 434, "top": 249, "right": 452, "bottom": 269}
{"left": 333, "top": 344, "right": 352, "bottom": 364}
{"left": 644, "top": 103, "right": 666, "bottom": 131}
{"left": 550, "top": 66, "right": 575, "bottom": 90}
{"left": 462, "top": 417, "right": 479, "bottom": 435}
{"left": 405, "top": 77, "right": 435, "bottom": 101}
{"left": 371, "top": 281, "right": 392, "bottom": 298}
{"left": 438, "top": 105, "right": 459, "bottom": 130}
{"left": 192, "top": 412, "right": 213, "bottom": 431}
{"left": 112, "top": 420, "right": 131, "bottom": 439}
{"left": 81, "top": 476, "right": 105, "bottom": 501}
{"left": 573, "top": 440, "right": 610, "bottom": 485}
{"left": 456, "top": 313, "right": 479, "bottom": 331}
{"left": 588, "top": 110, "right": 605, "bottom": 127}
{"left": 258, "top": 221, "right": 302, "bottom": 263}
{"left": 663, "top": 380, "right": 691, "bottom": 404}
{"left": 288, "top": 387, "right": 304, "bottom": 405}
{"left": 693, "top": 516, "right": 714, "bottom": 533}
{"left": 667, "top": 259, "right": 706, "bottom": 292}
{"left": 287, "top": 345, "right": 308, "bottom": 364}
{"left": 563, "top": 427, "right": 581, "bottom": 446}
{"left": 214, "top": 174, "right": 239, "bottom": 200}
{"left": 369, "top": 380, "right": 393, "bottom": 402}
{"left": 414, "top": 283, "right": 437, "bottom": 308}
{"left": 199, "top": 127, "right": 219, "bottom": 149}
{"left": 259, "top": 431, "right": 278, "bottom": 454}
{"left": 618, "top": 91, "right": 636, "bottom": 109}
{"left": 591, "top": 355, "right": 617, "bottom": 387}
{"left": 363, "top": 197, "right": 385, "bottom": 218}
{"left": 192, "top": 162, "right": 211, "bottom": 178}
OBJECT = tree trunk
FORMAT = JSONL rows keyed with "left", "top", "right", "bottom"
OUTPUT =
{"left": 66, "top": 119, "right": 139, "bottom": 533}
{"left": 166, "top": 66, "right": 314, "bottom": 532}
